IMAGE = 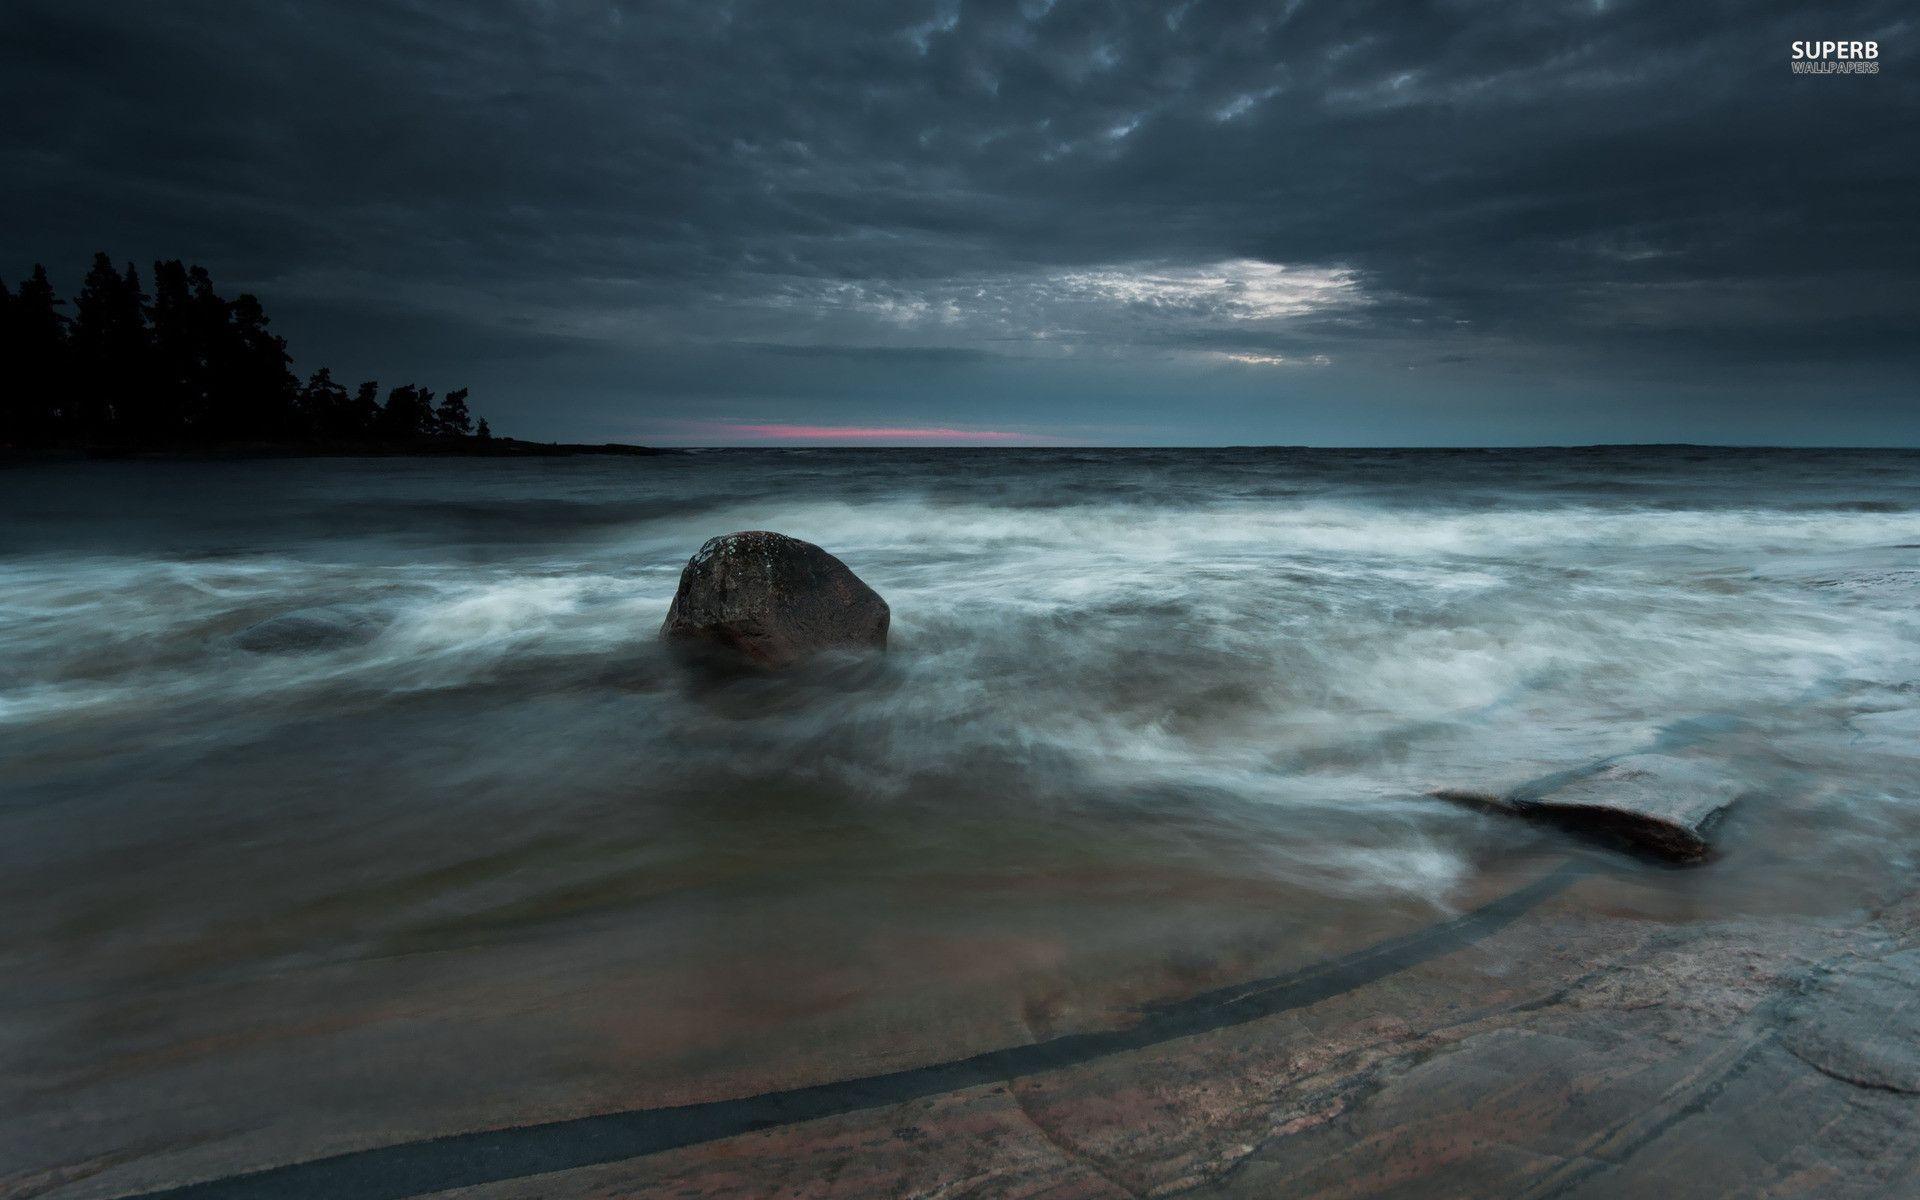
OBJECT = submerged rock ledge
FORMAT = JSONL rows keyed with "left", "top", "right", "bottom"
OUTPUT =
{"left": 1435, "top": 752, "right": 1742, "bottom": 863}
{"left": 235, "top": 606, "right": 379, "bottom": 654}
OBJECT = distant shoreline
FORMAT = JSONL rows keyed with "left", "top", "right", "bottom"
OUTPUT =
{"left": 2, "top": 438, "right": 667, "bottom": 463}
{"left": 7, "top": 443, "right": 1916, "bottom": 465}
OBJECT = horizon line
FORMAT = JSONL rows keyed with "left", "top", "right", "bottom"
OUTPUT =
{"left": 637, "top": 441, "right": 1920, "bottom": 451}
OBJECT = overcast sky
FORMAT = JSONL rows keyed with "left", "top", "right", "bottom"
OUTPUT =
{"left": 4, "top": 1, "right": 1916, "bottom": 445}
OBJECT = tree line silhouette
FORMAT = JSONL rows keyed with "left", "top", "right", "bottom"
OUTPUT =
{"left": 0, "top": 253, "right": 491, "bottom": 449}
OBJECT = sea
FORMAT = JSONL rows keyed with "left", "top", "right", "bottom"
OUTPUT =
{"left": 5, "top": 447, "right": 1920, "bottom": 1186}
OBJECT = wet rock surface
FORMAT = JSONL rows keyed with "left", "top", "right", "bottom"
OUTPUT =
{"left": 1436, "top": 753, "right": 1742, "bottom": 861}
{"left": 660, "top": 531, "right": 889, "bottom": 668}
{"left": 440, "top": 874, "right": 1920, "bottom": 1200}
{"left": 472, "top": 871, "right": 1920, "bottom": 1198}
{"left": 1780, "top": 948, "right": 1920, "bottom": 1094}
{"left": 25, "top": 868, "right": 1920, "bottom": 1200}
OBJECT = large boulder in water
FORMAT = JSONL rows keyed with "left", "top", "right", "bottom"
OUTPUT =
{"left": 1434, "top": 753, "right": 1741, "bottom": 863}
{"left": 660, "top": 531, "right": 889, "bottom": 668}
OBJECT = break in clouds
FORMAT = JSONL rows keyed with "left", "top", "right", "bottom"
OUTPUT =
{"left": 2, "top": 0, "right": 1916, "bottom": 443}
{"left": 741, "top": 259, "right": 1367, "bottom": 352}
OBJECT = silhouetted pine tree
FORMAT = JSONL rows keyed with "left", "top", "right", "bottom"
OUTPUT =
{"left": 296, "top": 367, "right": 354, "bottom": 437}
{"left": 349, "top": 381, "right": 383, "bottom": 435}
{"left": 4, "top": 266, "right": 68, "bottom": 443}
{"left": 209, "top": 293, "right": 295, "bottom": 439}
{"left": 1, "top": 251, "right": 493, "bottom": 450}
{"left": 435, "top": 387, "right": 472, "bottom": 437}
{"left": 146, "top": 259, "right": 200, "bottom": 439}
{"left": 379, "top": 384, "right": 435, "bottom": 438}
{"left": 0, "top": 278, "right": 14, "bottom": 444}
{"left": 70, "top": 254, "right": 149, "bottom": 440}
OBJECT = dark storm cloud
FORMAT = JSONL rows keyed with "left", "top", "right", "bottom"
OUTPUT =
{"left": 3, "top": 0, "right": 1915, "bottom": 443}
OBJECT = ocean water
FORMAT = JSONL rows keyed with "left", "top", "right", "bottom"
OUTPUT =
{"left": 6, "top": 447, "right": 1920, "bottom": 1179}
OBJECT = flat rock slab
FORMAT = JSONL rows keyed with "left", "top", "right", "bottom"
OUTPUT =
{"left": 1781, "top": 948, "right": 1920, "bottom": 1094}
{"left": 439, "top": 876, "right": 1920, "bottom": 1200}
{"left": 34, "top": 871, "right": 1920, "bottom": 1200}
{"left": 1437, "top": 753, "right": 1742, "bottom": 862}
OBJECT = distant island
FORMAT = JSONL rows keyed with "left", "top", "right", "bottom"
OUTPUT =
{"left": 0, "top": 252, "right": 656, "bottom": 458}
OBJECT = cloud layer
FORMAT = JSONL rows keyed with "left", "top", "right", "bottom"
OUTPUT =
{"left": 3, "top": 0, "right": 1915, "bottom": 443}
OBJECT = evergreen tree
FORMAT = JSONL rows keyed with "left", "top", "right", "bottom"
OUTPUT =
{"left": 297, "top": 367, "right": 353, "bottom": 437}
{"left": 145, "top": 259, "right": 199, "bottom": 440}
{"left": 210, "top": 292, "right": 297, "bottom": 439}
{"left": 70, "top": 253, "right": 149, "bottom": 439}
{"left": 434, "top": 387, "right": 473, "bottom": 436}
{"left": 8, "top": 266, "right": 68, "bottom": 441}
{"left": 379, "top": 384, "right": 435, "bottom": 438}
{"left": 182, "top": 266, "right": 228, "bottom": 434}
{"left": 349, "top": 380, "right": 383, "bottom": 436}
{"left": 2, "top": 252, "right": 492, "bottom": 449}
{"left": 0, "top": 278, "right": 15, "bottom": 445}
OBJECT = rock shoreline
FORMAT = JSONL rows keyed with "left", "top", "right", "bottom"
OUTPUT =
{"left": 657, "top": 528, "right": 1748, "bottom": 868}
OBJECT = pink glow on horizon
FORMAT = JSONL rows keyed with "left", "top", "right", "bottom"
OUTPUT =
{"left": 687, "top": 422, "right": 1038, "bottom": 444}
